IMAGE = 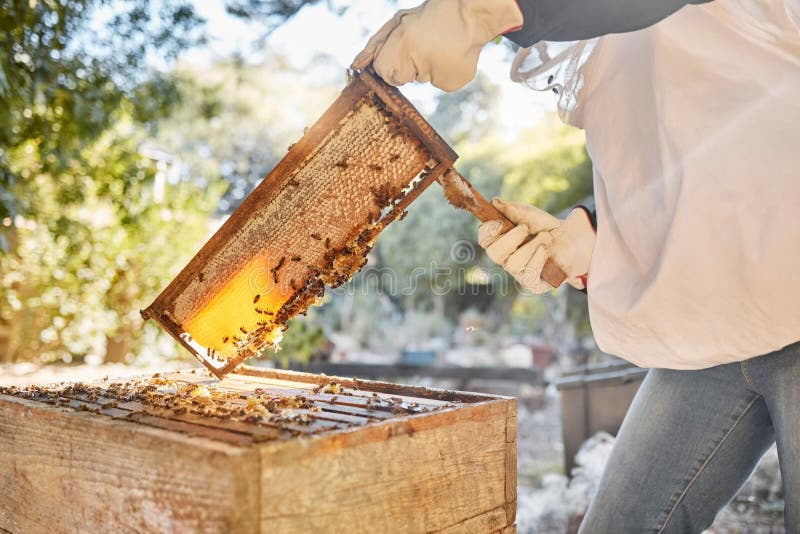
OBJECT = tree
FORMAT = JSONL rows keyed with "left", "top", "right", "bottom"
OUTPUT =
{"left": 225, "top": 0, "right": 351, "bottom": 37}
{"left": 156, "top": 54, "right": 340, "bottom": 214}
{"left": 1, "top": 117, "right": 223, "bottom": 363}
{"left": 0, "top": 1, "right": 223, "bottom": 363}
{"left": 0, "top": 0, "right": 206, "bottom": 223}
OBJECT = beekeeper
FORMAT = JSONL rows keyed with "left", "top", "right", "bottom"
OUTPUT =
{"left": 356, "top": 0, "right": 800, "bottom": 531}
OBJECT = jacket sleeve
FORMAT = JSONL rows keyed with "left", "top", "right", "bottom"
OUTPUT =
{"left": 504, "top": 0, "right": 713, "bottom": 47}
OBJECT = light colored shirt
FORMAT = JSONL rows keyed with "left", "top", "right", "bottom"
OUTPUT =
{"left": 573, "top": 0, "right": 800, "bottom": 368}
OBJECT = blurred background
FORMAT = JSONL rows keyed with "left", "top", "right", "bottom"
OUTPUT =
{"left": 0, "top": 1, "right": 784, "bottom": 531}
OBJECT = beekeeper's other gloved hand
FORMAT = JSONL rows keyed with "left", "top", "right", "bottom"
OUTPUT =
{"left": 478, "top": 198, "right": 596, "bottom": 293}
{"left": 351, "top": 0, "right": 523, "bottom": 92}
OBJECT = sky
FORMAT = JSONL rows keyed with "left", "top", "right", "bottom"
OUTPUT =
{"left": 183, "top": 0, "right": 558, "bottom": 137}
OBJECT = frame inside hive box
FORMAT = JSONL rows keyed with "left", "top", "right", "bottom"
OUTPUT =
{"left": 141, "top": 70, "right": 460, "bottom": 378}
{"left": 0, "top": 367, "right": 517, "bottom": 533}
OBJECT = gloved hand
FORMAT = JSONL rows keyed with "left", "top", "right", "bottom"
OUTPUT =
{"left": 478, "top": 198, "right": 596, "bottom": 293}
{"left": 351, "top": 0, "right": 523, "bottom": 92}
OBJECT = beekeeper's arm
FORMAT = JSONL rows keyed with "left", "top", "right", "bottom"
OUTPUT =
{"left": 353, "top": 0, "right": 711, "bottom": 91}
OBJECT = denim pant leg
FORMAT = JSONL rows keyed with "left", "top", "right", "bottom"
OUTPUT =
{"left": 579, "top": 363, "right": 775, "bottom": 534}
{"left": 746, "top": 341, "right": 800, "bottom": 531}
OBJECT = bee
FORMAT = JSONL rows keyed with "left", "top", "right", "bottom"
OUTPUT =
{"left": 198, "top": 272, "right": 205, "bottom": 282}
{"left": 270, "top": 257, "right": 286, "bottom": 284}
{"left": 288, "top": 178, "right": 300, "bottom": 187}
{"left": 334, "top": 161, "right": 348, "bottom": 169}
{"left": 222, "top": 336, "right": 229, "bottom": 343}
{"left": 389, "top": 154, "right": 400, "bottom": 162}
{"left": 370, "top": 183, "right": 393, "bottom": 207}
{"left": 324, "top": 237, "right": 331, "bottom": 249}
{"left": 239, "top": 326, "right": 248, "bottom": 334}
{"left": 291, "top": 255, "right": 301, "bottom": 262}
{"left": 385, "top": 121, "right": 407, "bottom": 139}
{"left": 310, "top": 233, "right": 322, "bottom": 241}
{"left": 253, "top": 294, "right": 261, "bottom": 304}
{"left": 398, "top": 210, "right": 409, "bottom": 221}
{"left": 368, "top": 164, "right": 383, "bottom": 172}
{"left": 256, "top": 321, "right": 268, "bottom": 327}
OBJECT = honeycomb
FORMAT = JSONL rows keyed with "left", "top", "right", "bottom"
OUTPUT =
{"left": 142, "top": 73, "right": 450, "bottom": 377}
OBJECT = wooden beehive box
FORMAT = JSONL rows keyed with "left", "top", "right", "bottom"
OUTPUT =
{"left": 0, "top": 367, "right": 516, "bottom": 533}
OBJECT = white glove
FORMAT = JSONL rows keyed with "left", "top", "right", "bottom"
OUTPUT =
{"left": 352, "top": 0, "right": 523, "bottom": 92}
{"left": 478, "top": 198, "right": 596, "bottom": 293}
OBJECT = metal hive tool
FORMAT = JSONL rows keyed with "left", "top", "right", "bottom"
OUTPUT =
{"left": 142, "top": 70, "right": 566, "bottom": 378}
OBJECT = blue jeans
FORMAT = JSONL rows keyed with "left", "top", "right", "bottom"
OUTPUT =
{"left": 580, "top": 341, "right": 800, "bottom": 533}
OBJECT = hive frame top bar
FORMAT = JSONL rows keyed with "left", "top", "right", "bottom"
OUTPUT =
{"left": 141, "top": 70, "right": 460, "bottom": 378}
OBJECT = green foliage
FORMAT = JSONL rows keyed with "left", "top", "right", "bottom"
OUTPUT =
{"left": 1, "top": 116, "right": 224, "bottom": 363}
{"left": 226, "top": 0, "right": 326, "bottom": 23}
{"left": 499, "top": 116, "right": 593, "bottom": 215}
{"left": 0, "top": 0, "right": 206, "bottom": 222}
{"left": 272, "top": 313, "right": 327, "bottom": 366}
{"left": 157, "top": 56, "right": 339, "bottom": 213}
{"left": 429, "top": 74, "right": 501, "bottom": 145}
{"left": 0, "top": 0, "right": 223, "bottom": 363}
{"left": 224, "top": 0, "right": 352, "bottom": 37}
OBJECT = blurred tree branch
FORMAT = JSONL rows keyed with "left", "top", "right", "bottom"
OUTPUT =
{"left": 225, "top": 0, "right": 328, "bottom": 23}
{"left": 0, "top": 0, "right": 225, "bottom": 364}
{"left": 0, "top": 0, "right": 206, "bottom": 223}
{"left": 224, "top": 0, "right": 386, "bottom": 38}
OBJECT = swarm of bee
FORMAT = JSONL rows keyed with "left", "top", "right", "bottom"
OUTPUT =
{"left": 0, "top": 375, "right": 441, "bottom": 434}
{"left": 313, "top": 381, "right": 343, "bottom": 395}
{"left": 0, "top": 375, "right": 322, "bottom": 428}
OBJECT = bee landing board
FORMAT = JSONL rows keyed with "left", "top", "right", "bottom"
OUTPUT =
{"left": 142, "top": 71, "right": 458, "bottom": 377}
{"left": 0, "top": 367, "right": 517, "bottom": 533}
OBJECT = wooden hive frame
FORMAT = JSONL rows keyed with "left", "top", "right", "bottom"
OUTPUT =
{"left": 141, "top": 70, "right": 460, "bottom": 378}
{"left": 0, "top": 367, "right": 517, "bottom": 533}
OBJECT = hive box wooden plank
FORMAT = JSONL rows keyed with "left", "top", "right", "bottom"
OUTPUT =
{"left": 0, "top": 367, "right": 516, "bottom": 533}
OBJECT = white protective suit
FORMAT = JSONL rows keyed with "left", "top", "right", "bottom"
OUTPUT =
{"left": 516, "top": 0, "right": 800, "bottom": 368}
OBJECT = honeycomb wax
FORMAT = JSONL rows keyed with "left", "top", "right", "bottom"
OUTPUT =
{"left": 182, "top": 254, "right": 291, "bottom": 358}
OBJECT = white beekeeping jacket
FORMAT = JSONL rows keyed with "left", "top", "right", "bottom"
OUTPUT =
{"left": 520, "top": 0, "right": 800, "bottom": 369}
